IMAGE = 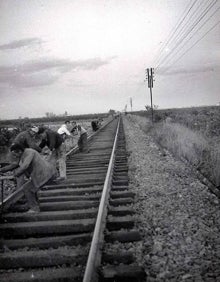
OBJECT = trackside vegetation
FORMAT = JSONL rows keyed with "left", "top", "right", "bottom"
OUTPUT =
{"left": 128, "top": 106, "right": 220, "bottom": 187}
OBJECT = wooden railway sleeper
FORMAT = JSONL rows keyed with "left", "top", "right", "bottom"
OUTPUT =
{"left": 0, "top": 118, "right": 146, "bottom": 282}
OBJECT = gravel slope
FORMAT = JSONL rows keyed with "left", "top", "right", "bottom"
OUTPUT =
{"left": 123, "top": 115, "right": 220, "bottom": 282}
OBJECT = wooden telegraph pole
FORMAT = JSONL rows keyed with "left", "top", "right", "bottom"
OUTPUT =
{"left": 146, "top": 68, "right": 154, "bottom": 123}
{"left": 130, "top": 97, "right": 133, "bottom": 112}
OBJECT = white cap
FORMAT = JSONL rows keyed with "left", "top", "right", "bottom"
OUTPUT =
{"left": 30, "top": 126, "right": 39, "bottom": 133}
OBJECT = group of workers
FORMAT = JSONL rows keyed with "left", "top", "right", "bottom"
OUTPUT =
{"left": 0, "top": 120, "right": 90, "bottom": 213}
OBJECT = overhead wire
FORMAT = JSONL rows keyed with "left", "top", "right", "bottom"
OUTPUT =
{"left": 165, "top": 0, "right": 211, "bottom": 47}
{"left": 160, "top": 0, "right": 212, "bottom": 49}
{"left": 155, "top": 0, "right": 218, "bottom": 71}
{"left": 139, "top": 1, "right": 219, "bottom": 110}
{"left": 160, "top": 20, "right": 220, "bottom": 74}
{"left": 153, "top": 0, "right": 199, "bottom": 66}
{"left": 159, "top": 6, "right": 220, "bottom": 74}
{"left": 155, "top": 0, "right": 218, "bottom": 70}
{"left": 123, "top": 67, "right": 153, "bottom": 110}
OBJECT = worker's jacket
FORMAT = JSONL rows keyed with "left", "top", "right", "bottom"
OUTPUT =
{"left": 15, "top": 148, "right": 56, "bottom": 188}
{"left": 39, "top": 129, "right": 63, "bottom": 150}
{"left": 13, "top": 131, "right": 41, "bottom": 152}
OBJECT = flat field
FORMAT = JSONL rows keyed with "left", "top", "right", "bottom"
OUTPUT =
{"left": 151, "top": 105, "right": 220, "bottom": 138}
{"left": 132, "top": 105, "right": 220, "bottom": 186}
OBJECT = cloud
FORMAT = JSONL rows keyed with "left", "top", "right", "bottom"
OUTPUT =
{"left": 0, "top": 38, "right": 43, "bottom": 51}
{"left": 67, "top": 81, "right": 95, "bottom": 88}
{"left": 157, "top": 65, "right": 220, "bottom": 76}
{"left": 0, "top": 71, "right": 58, "bottom": 88}
{"left": 0, "top": 57, "right": 115, "bottom": 88}
{"left": 19, "top": 57, "right": 112, "bottom": 73}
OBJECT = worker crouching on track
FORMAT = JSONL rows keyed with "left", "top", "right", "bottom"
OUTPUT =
{"left": 7, "top": 125, "right": 42, "bottom": 190}
{"left": 77, "top": 125, "right": 89, "bottom": 153}
{"left": 38, "top": 127, "right": 66, "bottom": 182}
{"left": 91, "top": 119, "right": 99, "bottom": 132}
{"left": 0, "top": 144, "right": 56, "bottom": 213}
{"left": 12, "top": 126, "right": 42, "bottom": 153}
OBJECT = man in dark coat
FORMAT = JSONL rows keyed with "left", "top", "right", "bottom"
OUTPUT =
{"left": 0, "top": 144, "right": 56, "bottom": 212}
{"left": 77, "top": 125, "right": 89, "bottom": 153}
{"left": 12, "top": 126, "right": 42, "bottom": 153}
{"left": 5, "top": 126, "right": 42, "bottom": 189}
{"left": 38, "top": 127, "right": 63, "bottom": 152}
{"left": 38, "top": 127, "right": 66, "bottom": 181}
{"left": 91, "top": 119, "right": 99, "bottom": 131}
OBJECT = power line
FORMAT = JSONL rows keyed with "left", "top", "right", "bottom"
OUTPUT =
{"left": 155, "top": 0, "right": 218, "bottom": 69}
{"left": 153, "top": 0, "right": 199, "bottom": 66}
{"left": 155, "top": 0, "right": 218, "bottom": 70}
{"left": 158, "top": 7, "right": 220, "bottom": 73}
{"left": 160, "top": 20, "right": 220, "bottom": 74}
{"left": 153, "top": 0, "right": 197, "bottom": 64}
{"left": 167, "top": 0, "right": 214, "bottom": 47}
{"left": 164, "top": 1, "right": 215, "bottom": 47}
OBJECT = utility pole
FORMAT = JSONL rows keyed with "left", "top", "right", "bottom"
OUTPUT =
{"left": 130, "top": 97, "right": 133, "bottom": 112}
{"left": 146, "top": 68, "right": 154, "bottom": 123}
{"left": 124, "top": 104, "right": 127, "bottom": 115}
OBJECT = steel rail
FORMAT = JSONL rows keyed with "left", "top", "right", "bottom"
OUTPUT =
{"left": 0, "top": 118, "right": 115, "bottom": 213}
{"left": 66, "top": 117, "right": 114, "bottom": 157}
{"left": 83, "top": 116, "right": 121, "bottom": 282}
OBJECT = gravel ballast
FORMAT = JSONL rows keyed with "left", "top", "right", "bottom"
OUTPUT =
{"left": 123, "top": 115, "right": 220, "bottom": 282}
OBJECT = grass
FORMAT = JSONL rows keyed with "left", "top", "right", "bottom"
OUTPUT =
{"left": 153, "top": 123, "right": 209, "bottom": 166}
{"left": 136, "top": 105, "right": 220, "bottom": 138}
{"left": 211, "top": 148, "right": 220, "bottom": 186}
{"left": 128, "top": 114, "right": 220, "bottom": 187}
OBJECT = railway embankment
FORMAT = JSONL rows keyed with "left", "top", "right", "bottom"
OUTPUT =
{"left": 123, "top": 115, "right": 220, "bottom": 281}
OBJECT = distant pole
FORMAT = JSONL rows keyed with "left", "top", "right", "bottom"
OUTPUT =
{"left": 130, "top": 97, "right": 133, "bottom": 112}
{"left": 146, "top": 67, "right": 154, "bottom": 123}
{"left": 125, "top": 104, "right": 127, "bottom": 115}
{"left": 149, "top": 84, "right": 153, "bottom": 122}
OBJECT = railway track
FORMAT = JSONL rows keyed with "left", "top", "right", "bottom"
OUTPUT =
{"left": 0, "top": 117, "right": 145, "bottom": 282}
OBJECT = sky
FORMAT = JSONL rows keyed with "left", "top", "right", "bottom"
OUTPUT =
{"left": 0, "top": 0, "right": 219, "bottom": 119}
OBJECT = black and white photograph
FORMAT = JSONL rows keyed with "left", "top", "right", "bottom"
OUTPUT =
{"left": 0, "top": 0, "right": 219, "bottom": 281}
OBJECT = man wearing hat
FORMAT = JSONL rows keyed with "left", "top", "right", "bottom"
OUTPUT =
{"left": 12, "top": 126, "right": 42, "bottom": 153}
{"left": 56, "top": 121, "right": 75, "bottom": 181}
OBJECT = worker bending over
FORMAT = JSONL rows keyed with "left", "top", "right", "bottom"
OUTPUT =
{"left": 0, "top": 144, "right": 56, "bottom": 213}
